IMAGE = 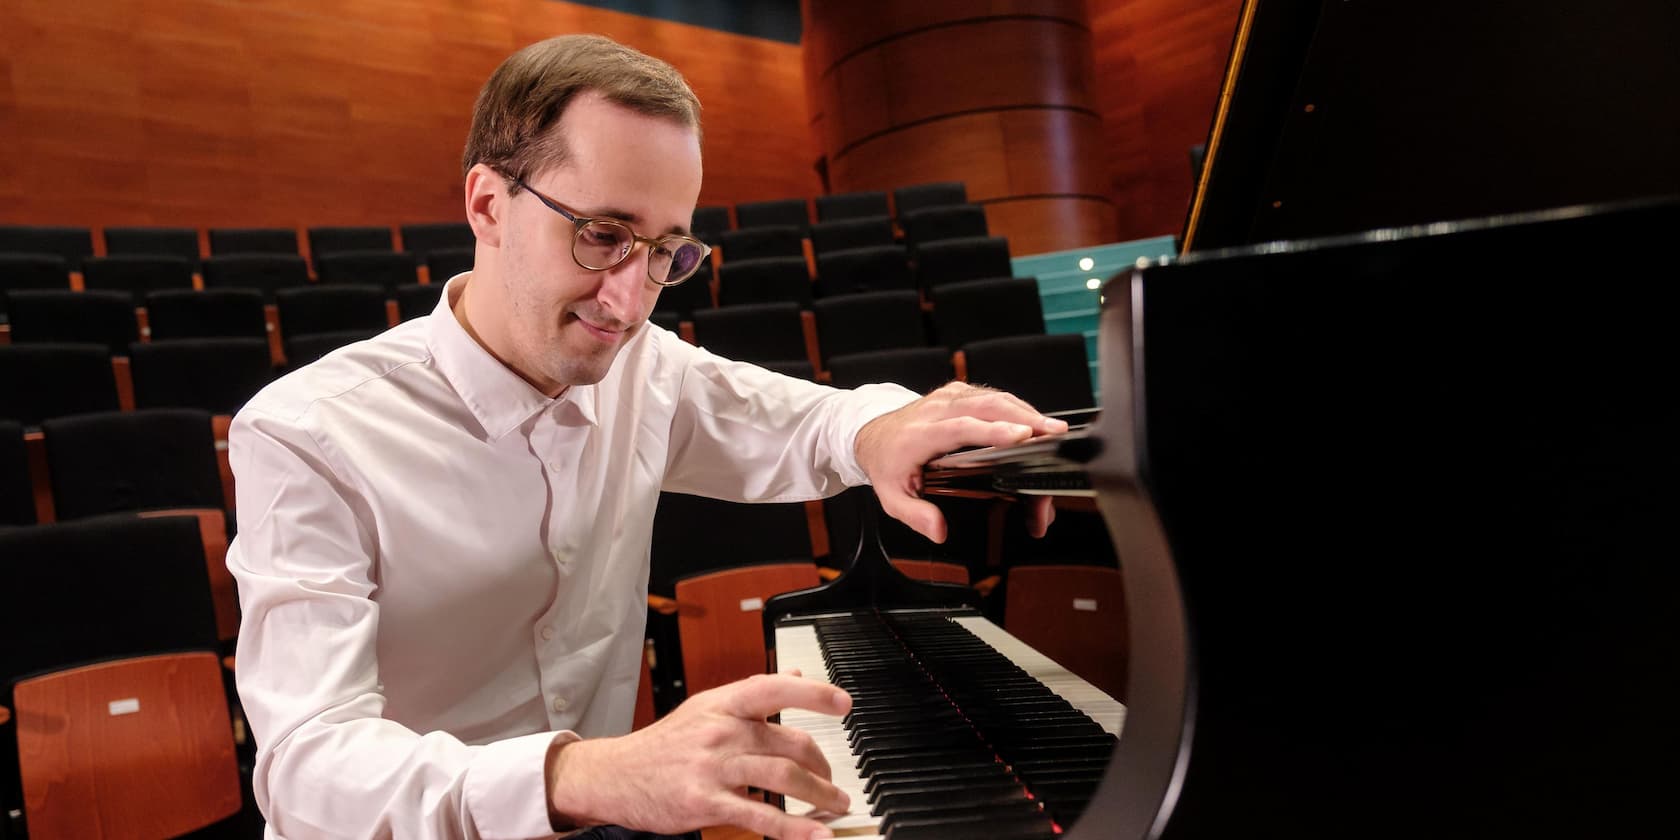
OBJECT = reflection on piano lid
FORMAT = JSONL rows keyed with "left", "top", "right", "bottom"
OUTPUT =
{"left": 922, "top": 409, "right": 1104, "bottom": 499}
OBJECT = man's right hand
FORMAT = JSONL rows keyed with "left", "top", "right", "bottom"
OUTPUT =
{"left": 546, "top": 673, "right": 852, "bottom": 840}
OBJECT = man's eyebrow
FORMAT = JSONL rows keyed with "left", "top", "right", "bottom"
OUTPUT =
{"left": 588, "top": 206, "right": 692, "bottom": 236}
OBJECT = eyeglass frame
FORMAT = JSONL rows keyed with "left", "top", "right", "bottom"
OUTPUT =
{"left": 512, "top": 178, "right": 712, "bottom": 287}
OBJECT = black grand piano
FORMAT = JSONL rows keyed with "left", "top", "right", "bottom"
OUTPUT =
{"left": 764, "top": 1, "right": 1679, "bottom": 837}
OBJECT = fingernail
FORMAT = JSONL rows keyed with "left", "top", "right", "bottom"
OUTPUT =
{"left": 1013, "top": 423, "right": 1033, "bottom": 436}
{"left": 813, "top": 829, "right": 834, "bottom": 839}
{"left": 1051, "top": 418, "right": 1070, "bottom": 431}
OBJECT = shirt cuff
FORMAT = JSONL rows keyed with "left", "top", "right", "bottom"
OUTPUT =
{"left": 464, "top": 730, "right": 580, "bottom": 840}
{"left": 830, "top": 382, "right": 920, "bottom": 487}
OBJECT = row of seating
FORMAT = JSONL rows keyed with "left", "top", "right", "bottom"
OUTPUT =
{"left": 690, "top": 180, "right": 968, "bottom": 243}
{"left": 0, "top": 250, "right": 463, "bottom": 315}
{"left": 0, "top": 222, "right": 472, "bottom": 270}
{"left": 708, "top": 202, "right": 989, "bottom": 263}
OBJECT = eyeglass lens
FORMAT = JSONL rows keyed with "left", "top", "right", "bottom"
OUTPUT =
{"left": 574, "top": 220, "right": 705, "bottom": 284}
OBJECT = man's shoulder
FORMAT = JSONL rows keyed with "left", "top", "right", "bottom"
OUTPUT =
{"left": 239, "top": 318, "right": 437, "bottom": 428}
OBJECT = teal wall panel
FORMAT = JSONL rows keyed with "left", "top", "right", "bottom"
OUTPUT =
{"left": 1012, "top": 235, "right": 1178, "bottom": 403}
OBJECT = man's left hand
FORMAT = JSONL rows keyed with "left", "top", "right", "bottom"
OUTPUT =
{"left": 855, "top": 382, "right": 1068, "bottom": 543}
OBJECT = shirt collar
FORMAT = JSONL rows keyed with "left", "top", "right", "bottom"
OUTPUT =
{"left": 426, "top": 272, "right": 599, "bottom": 440}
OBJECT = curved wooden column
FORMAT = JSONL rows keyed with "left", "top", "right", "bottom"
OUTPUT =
{"left": 803, "top": 0, "right": 1117, "bottom": 254}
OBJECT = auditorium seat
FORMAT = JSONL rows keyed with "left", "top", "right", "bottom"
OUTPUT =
{"left": 0, "top": 253, "right": 71, "bottom": 321}
{"left": 960, "top": 333, "right": 1093, "bottom": 414}
{"left": 208, "top": 227, "right": 298, "bottom": 257}
{"left": 145, "top": 289, "right": 268, "bottom": 340}
{"left": 103, "top": 226, "right": 201, "bottom": 262}
{"left": 809, "top": 216, "right": 895, "bottom": 258}
{"left": 761, "top": 359, "right": 818, "bottom": 381}
{"left": 284, "top": 329, "right": 380, "bottom": 369}
{"left": 649, "top": 492, "right": 825, "bottom": 699}
{"left": 426, "top": 247, "right": 474, "bottom": 283}
{"left": 813, "top": 244, "right": 914, "bottom": 298}
{"left": 307, "top": 225, "right": 394, "bottom": 263}
{"left": 0, "top": 344, "right": 120, "bottom": 426}
{"left": 892, "top": 181, "right": 968, "bottom": 218}
{"left": 901, "top": 204, "right": 989, "bottom": 252}
{"left": 41, "top": 408, "right": 237, "bottom": 640}
{"left": 316, "top": 250, "right": 418, "bottom": 293}
{"left": 399, "top": 222, "right": 474, "bottom": 261}
{"left": 691, "top": 205, "right": 732, "bottom": 245}
{"left": 734, "top": 198, "right": 811, "bottom": 233}
{"left": 931, "top": 277, "right": 1045, "bottom": 349}
{"left": 80, "top": 254, "right": 197, "bottom": 300}
{"left": 129, "top": 338, "right": 274, "bottom": 415}
{"left": 276, "top": 285, "right": 388, "bottom": 347}
{"left": 717, "top": 256, "right": 812, "bottom": 307}
{"left": 812, "top": 290, "right": 927, "bottom": 364}
{"left": 0, "top": 225, "right": 94, "bottom": 271}
{"left": 1003, "top": 564, "right": 1128, "bottom": 701}
{"left": 825, "top": 346, "right": 954, "bottom": 393}
{"left": 649, "top": 310, "right": 681, "bottom": 334}
{"left": 915, "top": 236, "right": 1013, "bottom": 291}
{"left": 651, "top": 260, "right": 714, "bottom": 320}
{"left": 816, "top": 190, "right": 891, "bottom": 222}
{"left": 0, "top": 515, "right": 241, "bottom": 839}
{"left": 4, "top": 289, "right": 138, "bottom": 355}
{"left": 396, "top": 283, "right": 445, "bottom": 321}
{"left": 718, "top": 226, "right": 803, "bottom": 262}
{"left": 202, "top": 254, "right": 310, "bottom": 301}
{"left": 691, "top": 301, "right": 810, "bottom": 368}
{"left": 1, "top": 420, "right": 32, "bottom": 527}
{"left": 42, "top": 409, "right": 225, "bottom": 522}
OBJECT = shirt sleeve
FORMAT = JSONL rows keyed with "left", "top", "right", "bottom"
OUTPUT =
{"left": 657, "top": 333, "right": 921, "bottom": 501}
{"left": 227, "top": 406, "right": 568, "bottom": 840}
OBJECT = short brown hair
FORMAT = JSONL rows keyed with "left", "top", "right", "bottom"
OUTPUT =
{"left": 462, "top": 34, "right": 701, "bottom": 185}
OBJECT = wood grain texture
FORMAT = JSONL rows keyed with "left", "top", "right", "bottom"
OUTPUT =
{"left": 0, "top": 0, "right": 819, "bottom": 230}
{"left": 1089, "top": 0, "right": 1246, "bottom": 242}
{"left": 806, "top": 0, "right": 1117, "bottom": 254}
{"left": 674, "top": 563, "right": 819, "bottom": 696}
{"left": 1004, "top": 564, "right": 1128, "bottom": 702}
{"left": 13, "top": 652, "right": 242, "bottom": 839}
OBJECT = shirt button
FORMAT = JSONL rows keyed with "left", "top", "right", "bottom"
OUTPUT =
{"left": 540, "top": 625, "right": 556, "bottom": 641}
{"left": 549, "top": 460, "right": 563, "bottom": 472}
{"left": 551, "top": 548, "right": 566, "bottom": 566}
{"left": 552, "top": 696, "right": 569, "bottom": 713}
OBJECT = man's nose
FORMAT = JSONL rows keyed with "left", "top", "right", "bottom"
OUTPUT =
{"left": 596, "top": 251, "right": 648, "bottom": 323}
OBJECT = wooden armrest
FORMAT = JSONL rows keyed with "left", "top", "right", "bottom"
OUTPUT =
{"left": 973, "top": 575, "right": 1002, "bottom": 598}
{"left": 647, "top": 594, "right": 681, "bottom": 615}
{"left": 0, "top": 705, "right": 10, "bottom": 725}
{"left": 222, "top": 656, "right": 236, "bottom": 672}
{"left": 817, "top": 566, "right": 842, "bottom": 582}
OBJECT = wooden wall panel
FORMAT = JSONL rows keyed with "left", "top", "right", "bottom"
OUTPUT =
{"left": 0, "top": 0, "right": 819, "bottom": 232}
{"left": 1089, "top": 0, "right": 1245, "bottom": 242}
{"left": 806, "top": 0, "right": 1116, "bottom": 255}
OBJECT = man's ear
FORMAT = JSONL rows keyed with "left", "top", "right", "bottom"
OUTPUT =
{"left": 464, "top": 164, "right": 506, "bottom": 248}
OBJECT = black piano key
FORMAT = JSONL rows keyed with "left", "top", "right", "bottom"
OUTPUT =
{"left": 885, "top": 811, "right": 1057, "bottom": 840}
{"left": 879, "top": 799, "right": 1045, "bottom": 834}
{"left": 864, "top": 764, "right": 1013, "bottom": 797}
{"left": 872, "top": 780, "right": 1028, "bottom": 816}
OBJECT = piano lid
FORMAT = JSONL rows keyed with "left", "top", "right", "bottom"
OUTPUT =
{"left": 1183, "top": 0, "right": 1680, "bottom": 252}
{"left": 1075, "top": 196, "right": 1680, "bottom": 839}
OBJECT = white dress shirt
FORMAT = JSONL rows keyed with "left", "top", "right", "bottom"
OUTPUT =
{"left": 227, "top": 274, "right": 917, "bottom": 839}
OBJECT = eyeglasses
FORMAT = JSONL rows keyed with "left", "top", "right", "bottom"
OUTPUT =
{"left": 514, "top": 179, "right": 711, "bottom": 287}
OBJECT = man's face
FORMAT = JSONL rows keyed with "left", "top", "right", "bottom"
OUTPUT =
{"left": 491, "top": 93, "right": 703, "bottom": 392}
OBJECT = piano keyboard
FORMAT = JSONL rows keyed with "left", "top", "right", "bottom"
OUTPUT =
{"left": 775, "top": 610, "right": 1127, "bottom": 839}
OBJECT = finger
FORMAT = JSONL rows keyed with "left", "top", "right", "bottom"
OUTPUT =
{"left": 1026, "top": 495, "right": 1055, "bottom": 538}
{"left": 754, "top": 720, "right": 834, "bottom": 780}
{"left": 711, "top": 790, "right": 836, "bottom": 840}
{"left": 724, "top": 753, "right": 850, "bottom": 815}
{"left": 714, "top": 673, "right": 852, "bottom": 721}
{"left": 875, "top": 482, "right": 947, "bottom": 544}
{"left": 935, "top": 387, "right": 1070, "bottom": 435}
{"left": 921, "top": 416, "right": 1038, "bottom": 457}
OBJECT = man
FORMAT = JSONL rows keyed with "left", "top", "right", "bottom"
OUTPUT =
{"left": 228, "top": 34, "right": 1065, "bottom": 840}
